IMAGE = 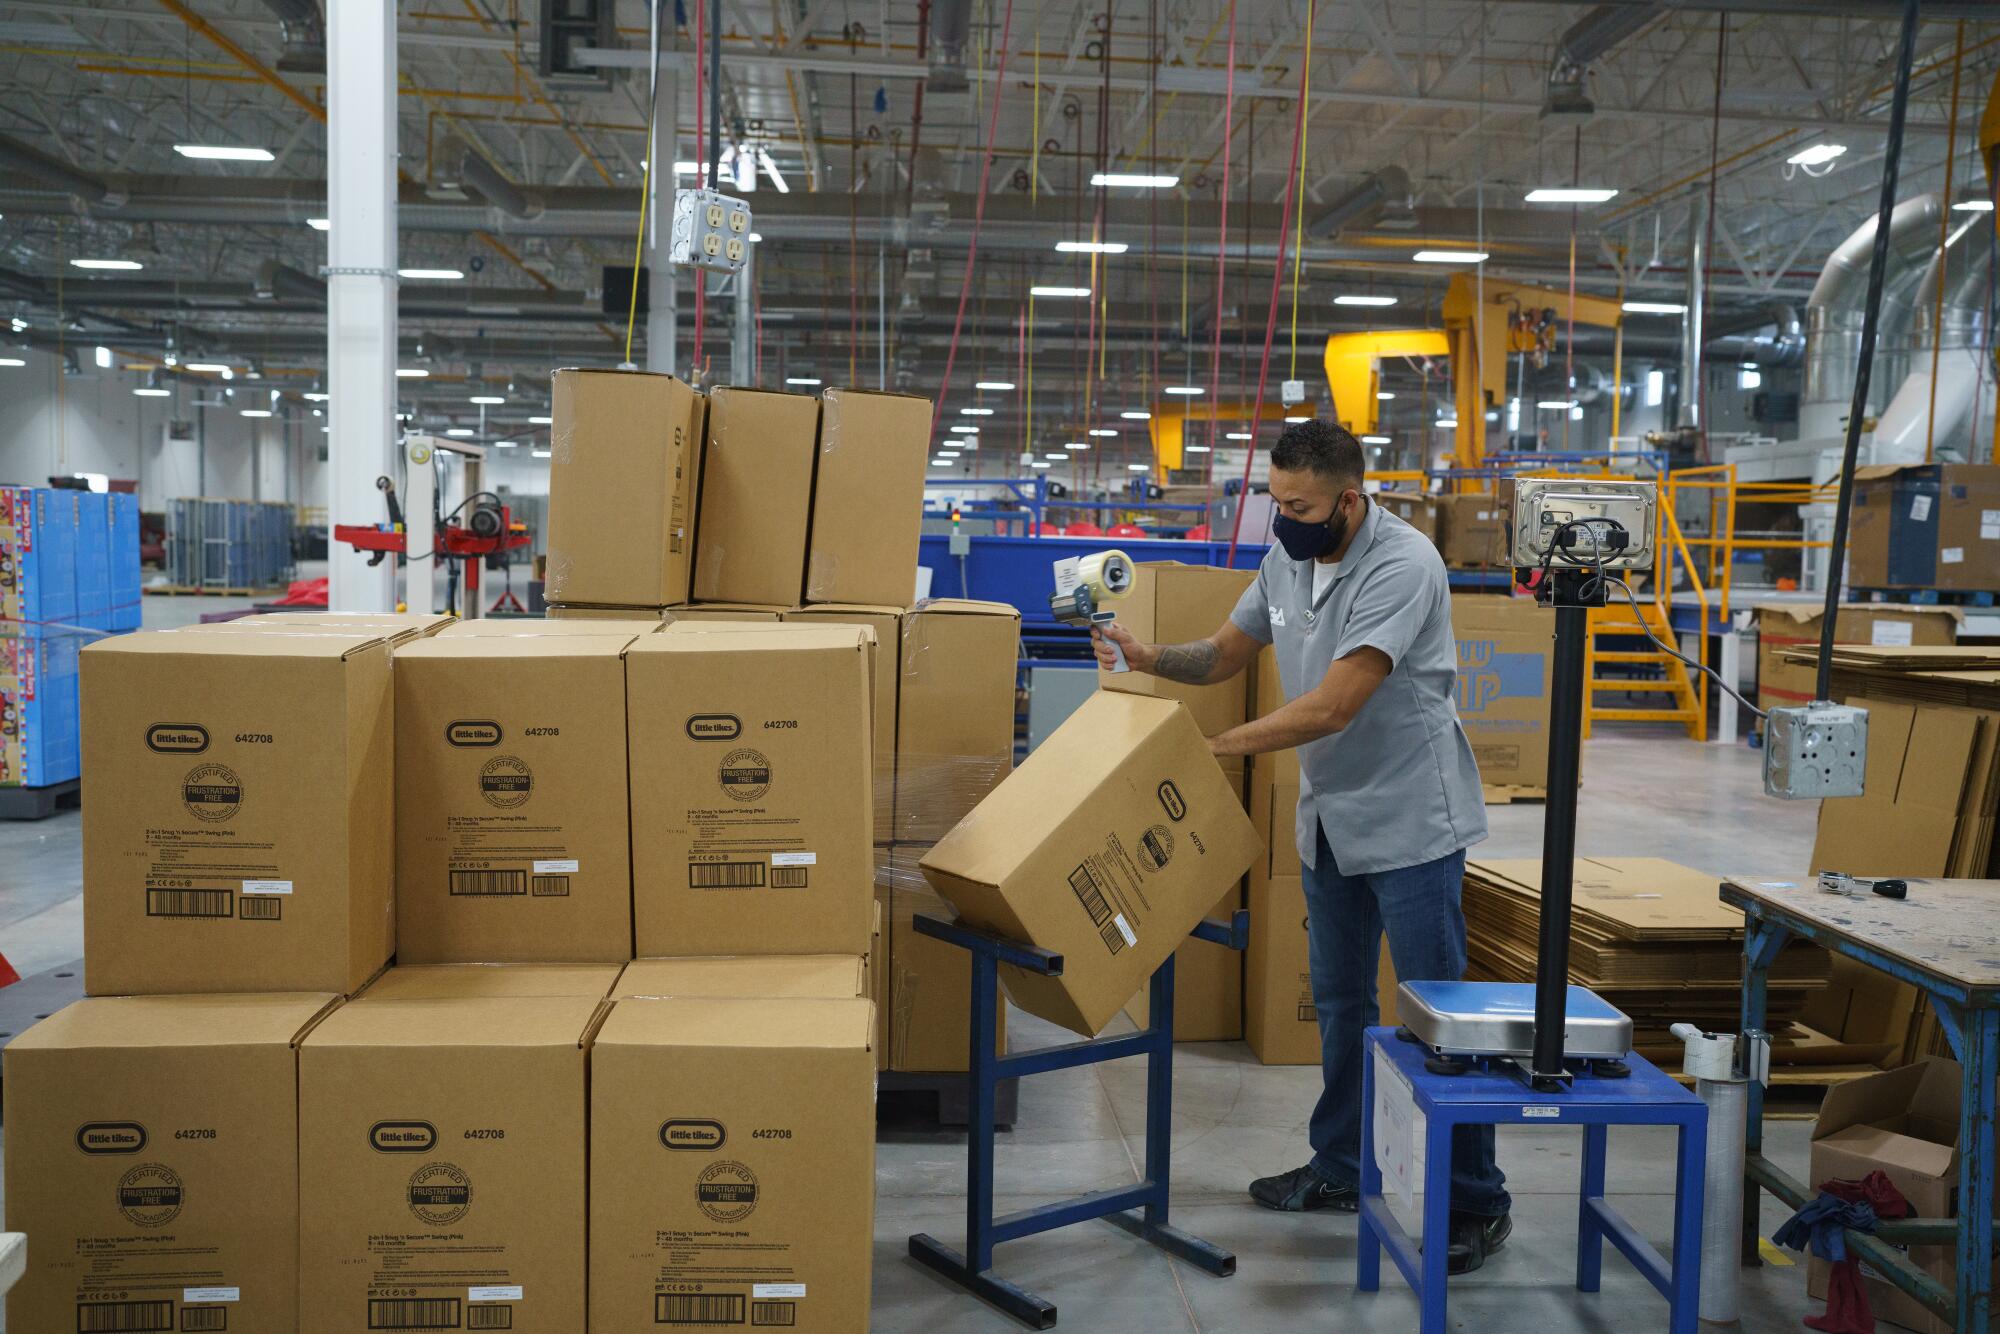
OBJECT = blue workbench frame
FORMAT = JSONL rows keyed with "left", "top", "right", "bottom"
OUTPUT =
{"left": 1358, "top": 1027, "right": 1707, "bottom": 1334}
{"left": 1724, "top": 883, "right": 1998, "bottom": 1328}
{"left": 906, "top": 909, "right": 1250, "bottom": 1329}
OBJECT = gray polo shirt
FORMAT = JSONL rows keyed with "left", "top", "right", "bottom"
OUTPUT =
{"left": 1230, "top": 498, "right": 1488, "bottom": 876}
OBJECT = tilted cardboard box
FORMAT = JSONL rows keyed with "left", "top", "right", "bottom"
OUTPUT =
{"left": 894, "top": 598, "right": 1020, "bottom": 842}
{"left": 590, "top": 995, "right": 876, "bottom": 1333}
{"left": 544, "top": 367, "right": 705, "bottom": 607}
{"left": 920, "top": 691, "right": 1262, "bottom": 1036}
{"left": 804, "top": 386, "right": 931, "bottom": 606}
{"left": 394, "top": 633, "right": 640, "bottom": 963}
{"left": 299, "top": 991, "right": 604, "bottom": 1334}
{"left": 784, "top": 602, "right": 901, "bottom": 842}
{"left": 627, "top": 624, "right": 874, "bottom": 956}
{"left": 81, "top": 630, "right": 394, "bottom": 995}
{"left": 1098, "top": 562, "right": 1255, "bottom": 787}
{"left": 1121, "top": 883, "right": 1244, "bottom": 1040}
{"left": 692, "top": 386, "right": 821, "bottom": 605}
{"left": 4, "top": 992, "right": 339, "bottom": 1334}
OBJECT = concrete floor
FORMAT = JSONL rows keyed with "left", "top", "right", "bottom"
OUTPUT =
{"left": 0, "top": 592, "right": 1838, "bottom": 1332}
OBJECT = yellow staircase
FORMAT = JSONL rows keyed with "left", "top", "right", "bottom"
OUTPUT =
{"left": 1582, "top": 597, "right": 1705, "bottom": 740}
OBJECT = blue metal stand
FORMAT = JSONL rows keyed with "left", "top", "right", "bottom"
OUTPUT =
{"left": 906, "top": 910, "right": 1249, "bottom": 1329}
{"left": 1358, "top": 1027, "right": 1707, "bottom": 1334}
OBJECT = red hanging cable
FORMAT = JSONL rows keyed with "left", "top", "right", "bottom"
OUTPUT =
{"left": 690, "top": 0, "right": 707, "bottom": 375}
{"left": 931, "top": 0, "right": 1018, "bottom": 449}
{"left": 1202, "top": 2, "right": 1237, "bottom": 505}
{"left": 1224, "top": 17, "right": 1312, "bottom": 568}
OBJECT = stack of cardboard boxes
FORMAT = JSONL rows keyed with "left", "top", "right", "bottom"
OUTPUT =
{"left": 1374, "top": 491, "right": 1512, "bottom": 569}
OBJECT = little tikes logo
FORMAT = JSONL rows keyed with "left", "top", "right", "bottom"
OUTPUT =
{"left": 685, "top": 714, "right": 741, "bottom": 741}
{"left": 446, "top": 720, "right": 502, "bottom": 747}
{"left": 146, "top": 723, "right": 208, "bottom": 754}
{"left": 1157, "top": 781, "right": 1186, "bottom": 822}
{"left": 371, "top": 1121, "right": 438, "bottom": 1153}
{"left": 1454, "top": 639, "right": 1545, "bottom": 716}
{"left": 660, "top": 1119, "right": 726, "bottom": 1151}
{"left": 76, "top": 1121, "right": 147, "bottom": 1154}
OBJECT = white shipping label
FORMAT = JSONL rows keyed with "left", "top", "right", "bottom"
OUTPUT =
{"left": 753, "top": 1284, "right": 807, "bottom": 1299}
{"left": 1051, "top": 556, "right": 1082, "bottom": 596}
{"left": 770, "top": 852, "right": 817, "bottom": 867}
{"left": 532, "top": 859, "right": 579, "bottom": 874}
{"left": 1523, "top": 1106, "right": 1562, "bottom": 1120}
{"left": 1113, "top": 913, "right": 1138, "bottom": 948}
{"left": 1984, "top": 509, "right": 2000, "bottom": 525}
{"left": 469, "top": 1286, "right": 523, "bottom": 1302}
{"left": 183, "top": 1288, "right": 240, "bottom": 1303}
{"left": 1372, "top": 1045, "right": 1420, "bottom": 1215}
{"left": 1476, "top": 509, "right": 1494, "bottom": 520}
{"left": 240, "top": 880, "right": 292, "bottom": 895}
{"left": 1910, "top": 495, "right": 1933, "bottom": 521}
{"left": 1942, "top": 547, "right": 1965, "bottom": 564}
{"left": 1981, "top": 523, "right": 2000, "bottom": 542}
{"left": 1870, "top": 620, "right": 1915, "bottom": 647}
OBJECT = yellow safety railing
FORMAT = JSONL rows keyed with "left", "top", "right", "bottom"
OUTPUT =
{"left": 1660, "top": 464, "right": 1836, "bottom": 624}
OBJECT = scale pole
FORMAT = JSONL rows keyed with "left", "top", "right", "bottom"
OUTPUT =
{"left": 1532, "top": 589, "right": 1590, "bottom": 1089}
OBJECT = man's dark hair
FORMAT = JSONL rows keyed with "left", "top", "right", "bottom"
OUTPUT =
{"left": 1270, "top": 419, "right": 1364, "bottom": 487}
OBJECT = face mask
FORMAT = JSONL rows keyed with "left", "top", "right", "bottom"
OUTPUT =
{"left": 1272, "top": 493, "right": 1353, "bottom": 562}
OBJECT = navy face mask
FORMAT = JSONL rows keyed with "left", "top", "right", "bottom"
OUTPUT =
{"left": 1273, "top": 492, "right": 1354, "bottom": 562}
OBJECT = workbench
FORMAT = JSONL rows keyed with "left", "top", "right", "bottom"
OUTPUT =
{"left": 1724, "top": 876, "right": 2000, "bottom": 1330}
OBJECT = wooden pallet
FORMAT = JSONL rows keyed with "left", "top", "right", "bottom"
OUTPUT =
{"left": 0, "top": 777, "right": 80, "bottom": 821}
{"left": 1482, "top": 784, "right": 1546, "bottom": 805}
{"left": 145, "top": 585, "right": 287, "bottom": 597}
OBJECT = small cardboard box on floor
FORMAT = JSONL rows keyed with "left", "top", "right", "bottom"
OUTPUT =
{"left": 1755, "top": 602, "right": 1958, "bottom": 711}
{"left": 80, "top": 629, "right": 394, "bottom": 995}
{"left": 395, "top": 632, "right": 640, "bottom": 962}
{"left": 693, "top": 386, "right": 821, "bottom": 605}
{"left": 299, "top": 984, "right": 605, "bottom": 1334}
{"left": 591, "top": 993, "right": 876, "bottom": 1332}
{"left": 627, "top": 623, "right": 874, "bottom": 956}
{"left": 804, "top": 386, "right": 931, "bottom": 605}
{"left": 895, "top": 598, "right": 1021, "bottom": 842}
{"left": 1450, "top": 593, "right": 1553, "bottom": 797}
{"left": 920, "top": 691, "right": 1261, "bottom": 1037}
{"left": 1805, "top": 1056, "right": 1968, "bottom": 1334}
{"left": 544, "top": 367, "right": 706, "bottom": 607}
{"left": 4, "top": 991, "right": 339, "bottom": 1334}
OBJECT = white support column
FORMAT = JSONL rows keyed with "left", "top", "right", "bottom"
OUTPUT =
{"left": 645, "top": 66, "right": 678, "bottom": 375}
{"left": 326, "top": 0, "right": 399, "bottom": 611}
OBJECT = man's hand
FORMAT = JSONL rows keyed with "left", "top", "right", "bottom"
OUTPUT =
{"left": 1092, "top": 623, "right": 1156, "bottom": 673}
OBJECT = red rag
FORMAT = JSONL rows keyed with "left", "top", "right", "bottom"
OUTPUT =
{"left": 1804, "top": 1258, "right": 1875, "bottom": 1334}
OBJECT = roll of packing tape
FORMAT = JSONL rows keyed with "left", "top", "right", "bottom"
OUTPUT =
{"left": 1076, "top": 549, "right": 1134, "bottom": 603}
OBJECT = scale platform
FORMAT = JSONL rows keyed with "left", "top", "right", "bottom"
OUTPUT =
{"left": 1398, "top": 981, "right": 1632, "bottom": 1061}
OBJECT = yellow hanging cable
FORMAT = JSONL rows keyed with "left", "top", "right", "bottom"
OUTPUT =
{"left": 1288, "top": 0, "right": 1315, "bottom": 380}
{"left": 622, "top": 119, "right": 655, "bottom": 365}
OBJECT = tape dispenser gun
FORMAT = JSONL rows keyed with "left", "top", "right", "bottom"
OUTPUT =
{"left": 1052, "top": 550, "right": 1136, "bottom": 672}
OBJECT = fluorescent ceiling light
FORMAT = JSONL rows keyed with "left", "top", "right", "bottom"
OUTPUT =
{"left": 495, "top": 440, "right": 519, "bottom": 448}
{"left": 1030, "top": 285, "right": 1091, "bottom": 298}
{"left": 1054, "top": 240, "right": 1129, "bottom": 254}
{"left": 1088, "top": 428, "right": 1118, "bottom": 437}
{"left": 174, "top": 144, "right": 274, "bottom": 162}
{"left": 757, "top": 148, "right": 789, "bottom": 194}
{"left": 1126, "top": 463, "right": 1151, "bottom": 471}
{"left": 93, "top": 345, "right": 111, "bottom": 368}
{"left": 398, "top": 267, "right": 464, "bottom": 280}
{"left": 1437, "top": 418, "right": 1458, "bottom": 428}
{"left": 939, "top": 458, "right": 962, "bottom": 467}
{"left": 785, "top": 376, "right": 822, "bottom": 385}
{"left": 1412, "top": 250, "right": 1487, "bottom": 264}
{"left": 1786, "top": 143, "right": 1847, "bottom": 167}
{"left": 184, "top": 362, "right": 231, "bottom": 373}
{"left": 301, "top": 392, "right": 329, "bottom": 402}
{"left": 1043, "top": 452, "right": 1069, "bottom": 461}
{"left": 240, "top": 408, "right": 273, "bottom": 418}
{"left": 1029, "top": 460, "right": 1051, "bottom": 469}
{"left": 1952, "top": 198, "right": 1995, "bottom": 213}
{"left": 1226, "top": 431, "right": 1254, "bottom": 440}
{"left": 1524, "top": 187, "right": 1618, "bottom": 204}
{"left": 1335, "top": 294, "right": 1397, "bottom": 307}
{"left": 0, "top": 357, "right": 24, "bottom": 367}
{"left": 530, "top": 448, "right": 550, "bottom": 458}
{"left": 1360, "top": 434, "right": 1391, "bottom": 445}
{"left": 949, "top": 425, "right": 980, "bottom": 435}
{"left": 1536, "top": 399, "right": 1576, "bottom": 410}
{"left": 672, "top": 161, "right": 702, "bottom": 175}
{"left": 133, "top": 386, "right": 170, "bottom": 397}
{"left": 1622, "top": 300, "right": 1687, "bottom": 315}
{"left": 975, "top": 380, "right": 1016, "bottom": 390}
{"left": 1184, "top": 444, "right": 1210, "bottom": 453}
{"left": 469, "top": 394, "right": 505, "bottom": 405}
{"left": 306, "top": 217, "right": 329, "bottom": 231}
{"left": 446, "top": 428, "right": 475, "bottom": 438}
{"left": 1163, "top": 386, "right": 1204, "bottom": 396}
{"left": 1377, "top": 391, "right": 1395, "bottom": 401}
{"left": 748, "top": 232, "right": 763, "bottom": 242}
{"left": 1092, "top": 173, "right": 1178, "bottom": 188}
{"left": 1119, "top": 410, "right": 1151, "bottom": 420}
{"left": 528, "top": 415, "right": 552, "bottom": 425}
{"left": 1064, "top": 442, "right": 1089, "bottom": 450}
{"left": 959, "top": 406, "right": 994, "bottom": 416}
{"left": 395, "top": 367, "right": 429, "bottom": 378}
{"left": 1284, "top": 415, "right": 1312, "bottom": 423}
{"left": 71, "top": 258, "right": 142, "bottom": 270}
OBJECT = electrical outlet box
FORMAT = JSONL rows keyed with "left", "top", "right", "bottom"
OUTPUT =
{"left": 669, "top": 187, "right": 753, "bottom": 273}
{"left": 1280, "top": 379, "right": 1306, "bottom": 406}
{"left": 1509, "top": 478, "right": 1656, "bottom": 570}
{"left": 1763, "top": 702, "right": 1868, "bottom": 800}
{"left": 947, "top": 530, "right": 971, "bottom": 556}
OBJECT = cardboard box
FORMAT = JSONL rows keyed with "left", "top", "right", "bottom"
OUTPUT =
{"left": 895, "top": 598, "right": 1020, "bottom": 842}
{"left": 785, "top": 603, "right": 902, "bottom": 842}
{"left": 546, "top": 602, "right": 674, "bottom": 621}
{"left": 886, "top": 844, "right": 1005, "bottom": 1070}
{"left": 804, "top": 386, "right": 931, "bottom": 605}
{"left": 1756, "top": 602, "right": 1958, "bottom": 709}
{"left": 665, "top": 602, "right": 788, "bottom": 622}
{"left": 872, "top": 858, "right": 892, "bottom": 1068}
{"left": 920, "top": 691, "right": 1262, "bottom": 1036}
{"left": 81, "top": 630, "right": 395, "bottom": 995}
{"left": 545, "top": 367, "right": 705, "bottom": 607}
{"left": 1121, "top": 884, "right": 1244, "bottom": 1040}
{"left": 1437, "top": 493, "right": 1510, "bottom": 567}
{"left": 1244, "top": 872, "right": 1400, "bottom": 1065}
{"left": 1378, "top": 491, "right": 1439, "bottom": 543}
{"left": 437, "top": 615, "right": 664, "bottom": 637}
{"left": 4, "top": 992, "right": 338, "bottom": 1334}
{"left": 1806, "top": 1057, "right": 1966, "bottom": 1334}
{"left": 1100, "top": 563, "right": 1255, "bottom": 784}
{"left": 236, "top": 610, "right": 455, "bottom": 638}
{"left": 591, "top": 996, "right": 876, "bottom": 1333}
{"left": 394, "top": 634, "right": 638, "bottom": 963}
{"left": 692, "top": 386, "right": 821, "bottom": 606}
{"left": 1248, "top": 647, "right": 1300, "bottom": 790}
{"left": 365, "top": 962, "right": 622, "bottom": 1000}
{"left": 300, "top": 992, "right": 602, "bottom": 1334}
{"left": 616, "top": 954, "right": 867, "bottom": 999}
{"left": 627, "top": 624, "right": 874, "bottom": 956}
{"left": 1811, "top": 701, "right": 1969, "bottom": 877}
{"left": 1251, "top": 779, "right": 1302, "bottom": 882}
{"left": 1450, "top": 593, "right": 1552, "bottom": 795}
{"left": 1850, "top": 463, "right": 2000, "bottom": 592}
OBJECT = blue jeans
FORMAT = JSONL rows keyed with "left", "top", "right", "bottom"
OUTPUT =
{"left": 1302, "top": 823, "right": 1511, "bottom": 1217}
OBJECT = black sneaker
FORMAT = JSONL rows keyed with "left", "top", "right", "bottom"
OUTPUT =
{"left": 1446, "top": 1211, "right": 1512, "bottom": 1274}
{"left": 1248, "top": 1164, "right": 1358, "bottom": 1213}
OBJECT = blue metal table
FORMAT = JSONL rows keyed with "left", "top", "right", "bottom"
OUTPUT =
{"left": 1358, "top": 1027, "right": 1708, "bottom": 1334}
{"left": 1724, "top": 876, "right": 2000, "bottom": 1330}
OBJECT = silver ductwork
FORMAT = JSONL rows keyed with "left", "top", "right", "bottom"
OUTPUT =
{"left": 261, "top": 0, "right": 326, "bottom": 74}
{"left": 1307, "top": 167, "right": 1413, "bottom": 240}
{"left": 926, "top": 0, "right": 972, "bottom": 93}
{"left": 254, "top": 261, "right": 326, "bottom": 304}
{"left": 1544, "top": 5, "right": 1664, "bottom": 120}
{"left": 1800, "top": 193, "right": 1943, "bottom": 437}
{"left": 1874, "top": 217, "right": 1997, "bottom": 461}
{"left": 447, "top": 142, "right": 538, "bottom": 221}
{"left": 0, "top": 132, "right": 109, "bottom": 205}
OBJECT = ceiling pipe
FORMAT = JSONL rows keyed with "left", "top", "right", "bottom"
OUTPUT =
{"left": 925, "top": 0, "right": 972, "bottom": 93}
{"left": 0, "top": 133, "right": 109, "bottom": 206}
{"left": 1306, "top": 167, "right": 1412, "bottom": 241}
{"left": 1801, "top": 193, "right": 1942, "bottom": 434}
{"left": 253, "top": 260, "right": 325, "bottom": 304}
{"left": 446, "top": 141, "right": 537, "bottom": 220}
{"left": 259, "top": 0, "right": 326, "bottom": 75}
{"left": 1543, "top": 5, "right": 1665, "bottom": 120}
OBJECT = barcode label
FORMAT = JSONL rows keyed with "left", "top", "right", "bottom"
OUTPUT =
{"left": 689, "top": 862, "right": 764, "bottom": 889}
{"left": 770, "top": 866, "right": 808, "bottom": 889}
{"left": 180, "top": 1308, "right": 228, "bottom": 1331}
{"left": 239, "top": 897, "right": 282, "bottom": 921}
{"left": 751, "top": 1301, "right": 797, "bottom": 1327}
{"left": 369, "top": 1297, "right": 461, "bottom": 1329}
{"left": 147, "top": 888, "right": 232, "bottom": 918}
{"left": 1068, "top": 864, "right": 1113, "bottom": 926}
{"left": 450, "top": 870, "right": 526, "bottom": 896}
{"left": 77, "top": 1302, "right": 175, "bottom": 1332}
{"left": 1296, "top": 1003, "right": 1319, "bottom": 1022}
{"left": 656, "top": 1292, "right": 746, "bottom": 1324}
{"left": 530, "top": 876, "right": 571, "bottom": 897}
{"left": 1098, "top": 919, "right": 1128, "bottom": 955}
{"left": 466, "top": 1307, "right": 512, "bottom": 1330}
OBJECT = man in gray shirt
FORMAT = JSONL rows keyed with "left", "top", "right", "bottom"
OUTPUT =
{"left": 1093, "top": 420, "right": 1512, "bottom": 1274}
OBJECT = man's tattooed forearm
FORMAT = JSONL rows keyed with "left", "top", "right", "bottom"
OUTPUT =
{"left": 1154, "top": 639, "right": 1220, "bottom": 684}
